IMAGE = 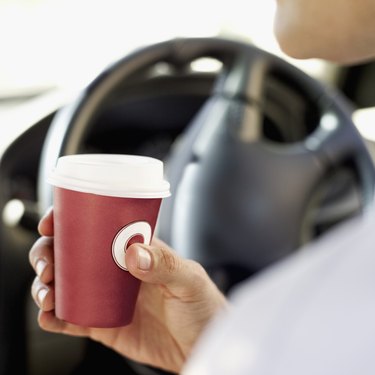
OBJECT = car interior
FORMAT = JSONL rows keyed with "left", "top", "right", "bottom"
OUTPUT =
{"left": 2, "top": 3, "right": 375, "bottom": 375}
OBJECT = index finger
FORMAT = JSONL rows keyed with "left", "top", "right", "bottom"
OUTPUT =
{"left": 38, "top": 207, "right": 54, "bottom": 236}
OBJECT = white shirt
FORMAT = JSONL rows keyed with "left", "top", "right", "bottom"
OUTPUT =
{"left": 183, "top": 210, "right": 375, "bottom": 375}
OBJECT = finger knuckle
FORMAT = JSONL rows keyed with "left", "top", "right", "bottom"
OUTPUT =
{"left": 37, "top": 312, "right": 46, "bottom": 329}
{"left": 159, "top": 247, "right": 180, "bottom": 274}
{"left": 188, "top": 260, "right": 209, "bottom": 282}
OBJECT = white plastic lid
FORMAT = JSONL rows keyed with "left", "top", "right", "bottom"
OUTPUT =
{"left": 48, "top": 154, "right": 171, "bottom": 198}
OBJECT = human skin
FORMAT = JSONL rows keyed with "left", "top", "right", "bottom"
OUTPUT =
{"left": 29, "top": 209, "right": 227, "bottom": 373}
{"left": 274, "top": 0, "right": 375, "bottom": 64}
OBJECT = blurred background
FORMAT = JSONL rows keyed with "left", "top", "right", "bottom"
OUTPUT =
{"left": 0, "top": 0, "right": 334, "bottom": 100}
{"left": 1, "top": 0, "right": 348, "bottom": 154}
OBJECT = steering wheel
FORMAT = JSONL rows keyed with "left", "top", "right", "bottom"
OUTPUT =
{"left": 39, "top": 37, "right": 375, "bottom": 286}
{"left": 37, "top": 37, "right": 375, "bottom": 373}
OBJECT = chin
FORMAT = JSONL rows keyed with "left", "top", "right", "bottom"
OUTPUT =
{"left": 273, "top": 16, "right": 375, "bottom": 65}
{"left": 276, "top": 35, "right": 375, "bottom": 65}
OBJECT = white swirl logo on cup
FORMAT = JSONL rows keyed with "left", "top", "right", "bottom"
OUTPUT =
{"left": 112, "top": 221, "right": 152, "bottom": 271}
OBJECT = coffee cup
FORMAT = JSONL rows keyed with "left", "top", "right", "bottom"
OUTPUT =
{"left": 48, "top": 154, "right": 170, "bottom": 328}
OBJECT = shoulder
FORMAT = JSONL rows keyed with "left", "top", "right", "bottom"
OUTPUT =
{"left": 184, "top": 211, "right": 375, "bottom": 375}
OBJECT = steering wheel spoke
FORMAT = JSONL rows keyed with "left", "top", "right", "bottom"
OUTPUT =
{"left": 305, "top": 103, "right": 375, "bottom": 207}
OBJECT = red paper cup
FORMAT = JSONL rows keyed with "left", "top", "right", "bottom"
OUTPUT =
{"left": 48, "top": 154, "right": 170, "bottom": 328}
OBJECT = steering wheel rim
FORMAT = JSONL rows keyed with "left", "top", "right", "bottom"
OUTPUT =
{"left": 39, "top": 36, "right": 375, "bottom": 275}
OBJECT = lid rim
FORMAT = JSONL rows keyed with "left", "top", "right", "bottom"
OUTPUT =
{"left": 49, "top": 179, "right": 171, "bottom": 199}
{"left": 49, "top": 154, "right": 171, "bottom": 199}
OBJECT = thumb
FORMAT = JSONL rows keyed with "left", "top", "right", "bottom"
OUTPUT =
{"left": 125, "top": 239, "right": 208, "bottom": 297}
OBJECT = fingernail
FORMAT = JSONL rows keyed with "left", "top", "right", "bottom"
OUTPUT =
{"left": 37, "top": 288, "right": 48, "bottom": 307}
{"left": 35, "top": 259, "right": 47, "bottom": 278}
{"left": 137, "top": 247, "right": 151, "bottom": 270}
